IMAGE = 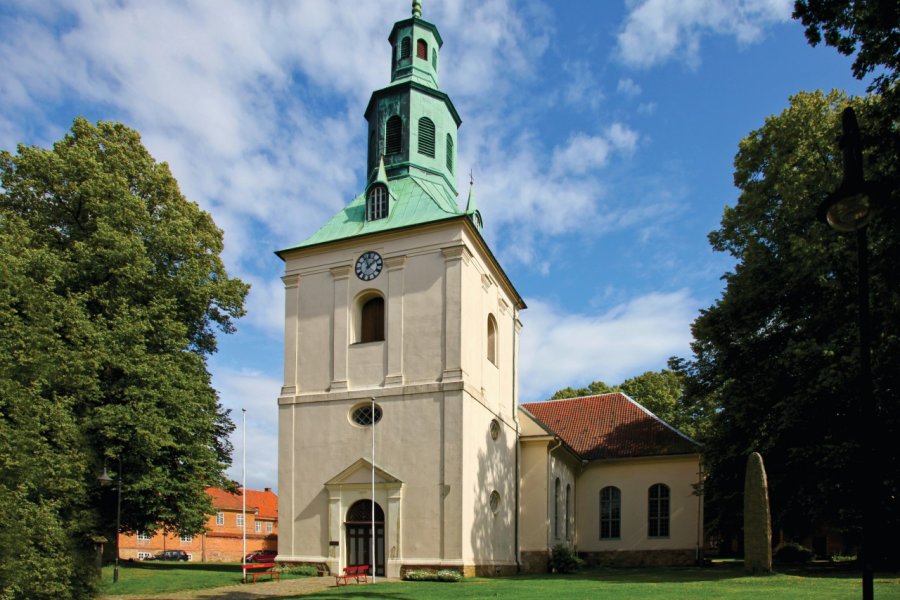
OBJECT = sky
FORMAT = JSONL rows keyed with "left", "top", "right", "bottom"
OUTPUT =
{"left": 0, "top": 0, "right": 872, "bottom": 491}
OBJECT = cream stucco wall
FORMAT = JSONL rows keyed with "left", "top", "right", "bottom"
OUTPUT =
{"left": 278, "top": 217, "right": 522, "bottom": 576}
{"left": 576, "top": 455, "right": 702, "bottom": 554}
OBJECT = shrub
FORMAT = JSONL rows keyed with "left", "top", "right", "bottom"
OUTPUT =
{"left": 549, "top": 544, "right": 584, "bottom": 574}
{"left": 774, "top": 542, "right": 814, "bottom": 564}
{"left": 403, "top": 569, "right": 462, "bottom": 582}
{"left": 282, "top": 564, "right": 319, "bottom": 577}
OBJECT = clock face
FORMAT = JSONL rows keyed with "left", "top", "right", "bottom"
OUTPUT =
{"left": 355, "top": 251, "right": 383, "bottom": 281}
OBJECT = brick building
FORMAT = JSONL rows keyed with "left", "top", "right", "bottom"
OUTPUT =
{"left": 118, "top": 487, "right": 278, "bottom": 562}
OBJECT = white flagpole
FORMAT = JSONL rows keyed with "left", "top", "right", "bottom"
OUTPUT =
{"left": 371, "top": 397, "right": 375, "bottom": 583}
{"left": 242, "top": 408, "right": 247, "bottom": 582}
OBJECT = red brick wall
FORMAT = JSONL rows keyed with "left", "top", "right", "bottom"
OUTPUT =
{"left": 119, "top": 509, "right": 277, "bottom": 562}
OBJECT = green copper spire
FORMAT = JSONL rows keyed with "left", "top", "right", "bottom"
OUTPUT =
{"left": 279, "top": 2, "right": 467, "bottom": 255}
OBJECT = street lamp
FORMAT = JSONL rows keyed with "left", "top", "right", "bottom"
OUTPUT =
{"left": 818, "top": 106, "right": 879, "bottom": 600}
{"left": 98, "top": 457, "right": 122, "bottom": 584}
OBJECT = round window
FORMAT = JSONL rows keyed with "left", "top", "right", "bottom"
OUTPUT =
{"left": 490, "top": 491, "right": 501, "bottom": 514}
{"left": 351, "top": 403, "right": 383, "bottom": 427}
{"left": 490, "top": 419, "right": 500, "bottom": 441}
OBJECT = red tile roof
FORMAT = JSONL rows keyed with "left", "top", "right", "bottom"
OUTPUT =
{"left": 207, "top": 487, "right": 278, "bottom": 519}
{"left": 522, "top": 393, "right": 699, "bottom": 460}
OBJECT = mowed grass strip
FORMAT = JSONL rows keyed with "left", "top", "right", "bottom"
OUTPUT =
{"left": 297, "top": 566, "right": 900, "bottom": 600}
{"left": 98, "top": 561, "right": 295, "bottom": 596}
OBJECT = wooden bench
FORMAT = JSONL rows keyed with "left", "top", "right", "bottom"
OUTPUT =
{"left": 243, "top": 562, "right": 281, "bottom": 583}
{"left": 335, "top": 564, "right": 369, "bottom": 585}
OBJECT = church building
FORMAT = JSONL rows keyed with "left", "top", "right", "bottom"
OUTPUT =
{"left": 275, "top": 2, "right": 702, "bottom": 577}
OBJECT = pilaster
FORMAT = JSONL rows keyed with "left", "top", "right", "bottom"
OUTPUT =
{"left": 281, "top": 274, "right": 300, "bottom": 396}
{"left": 330, "top": 266, "right": 351, "bottom": 391}
{"left": 441, "top": 245, "right": 471, "bottom": 382}
{"left": 385, "top": 256, "right": 406, "bottom": 386}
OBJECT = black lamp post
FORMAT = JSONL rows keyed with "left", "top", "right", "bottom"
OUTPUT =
{"left": 818, "top": 106, "right": 877, "bottom": 600}
{"left": 98, "top": 457, "right": 122, "bottom": 584}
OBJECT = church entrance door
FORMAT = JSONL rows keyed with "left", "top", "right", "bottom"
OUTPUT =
{"left": 345, "top": 500, "right": 385, "bottom": 576}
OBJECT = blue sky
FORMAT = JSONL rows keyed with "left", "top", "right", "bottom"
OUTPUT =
{"left": 1, "top": 0, "right": 870, "bottom": 490}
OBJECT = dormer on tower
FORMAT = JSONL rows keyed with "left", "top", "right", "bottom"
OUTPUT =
{"left": 365, "top": 1, "right": 461, "bottom": 198}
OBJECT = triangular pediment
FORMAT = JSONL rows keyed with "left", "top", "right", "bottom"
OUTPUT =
{"left": 325, "top": 458, "right": 402, "bottom": 486}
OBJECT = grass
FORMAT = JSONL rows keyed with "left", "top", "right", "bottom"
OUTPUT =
{"left": 301, "top": 564, "right": 900, "bottom": 600}
{"left": 97, "top": 560, "right": 308, "bottom": 596}
{"left": 97, "top": 562, "right": 900, "bottom": 599}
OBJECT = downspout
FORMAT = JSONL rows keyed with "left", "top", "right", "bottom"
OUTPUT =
{"left": 513, "top": 309, "right": 520, "bottom": 573}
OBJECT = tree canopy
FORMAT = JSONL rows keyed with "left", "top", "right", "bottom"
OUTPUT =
{"left": 681, "top": 90, "right": 899, "bottom": 558}
{"left": 0, "top": 118, "right": 249, "bottom": 599}
{"left": 793, "top": 0, "right": 899, "bottom": 93}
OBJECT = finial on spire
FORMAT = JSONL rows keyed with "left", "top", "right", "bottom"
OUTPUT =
{"left": 412, "top": 0, "right": 422, "bottom": 18}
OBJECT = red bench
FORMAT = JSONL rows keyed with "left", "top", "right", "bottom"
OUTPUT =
{"left": 335, "top": 564, "right": 369, "bottom": 585}
{"left": 243, "top": 562, "right": 281, "bottom": 583}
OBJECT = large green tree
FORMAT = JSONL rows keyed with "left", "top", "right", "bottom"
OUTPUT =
{"left": 0, "top": 118, "right": 249, "bottom": 599}
{"left": 793, "top": 0, "right": 899, "bottom": 94}
{"left": 682, "top": 90, "right": 899, "bottom": 558}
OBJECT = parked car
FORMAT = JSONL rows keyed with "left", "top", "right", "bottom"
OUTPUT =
{"left": 147, "top": 550, "right": 189, "bottom": 561}
{"left": 244, "top": 549, "right": 278, "bottom": 563}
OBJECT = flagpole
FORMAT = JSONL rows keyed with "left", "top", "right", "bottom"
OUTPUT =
{"left": 371, "top": 397, "right": 376, "bottom": 583}
{"left": 242, "top": 408, "right": 247, "bottom": 582}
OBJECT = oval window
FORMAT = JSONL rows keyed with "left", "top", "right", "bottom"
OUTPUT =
{"left": 351, "top": 403, "right": 383, "bottom": 427}
{"left": 490, "top": 491, "right": 501, "bottom": 514}
{"left": 490, "top": 419, "right": 500, "bottom": 441}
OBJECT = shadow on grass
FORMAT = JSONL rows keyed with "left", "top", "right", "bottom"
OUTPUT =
{"left": 117, "top": 561, "right": 244, "bottom": 573}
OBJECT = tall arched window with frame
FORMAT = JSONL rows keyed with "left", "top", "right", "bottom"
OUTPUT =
{"left": 648, "top": 483, "right": 670, "bottom": 538}
{"left": 600, "top": 486, "right": 621, "bottom": 539}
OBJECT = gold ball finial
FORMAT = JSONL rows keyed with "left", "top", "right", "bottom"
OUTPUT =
{"left": 412, "top": 0, "right": 422, "bottom": 18}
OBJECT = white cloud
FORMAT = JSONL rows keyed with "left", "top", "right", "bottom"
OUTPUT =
{"left": 617, "top": 77, "right": 642, "bottom": 97}
{"left": 213, "top": 369, "right": 282, "bottom": 492}
{"left": 519, "top": 290, "right": 698, "bottom": 401}
{"left": 617, "top": 0, "right": 792, "bottom": 68}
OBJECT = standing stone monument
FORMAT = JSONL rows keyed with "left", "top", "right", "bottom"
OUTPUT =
{"left": 743, "top": 451, "right": 772, "bottom": 574}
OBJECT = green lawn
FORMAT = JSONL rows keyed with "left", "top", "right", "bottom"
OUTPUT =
{"left": 98, "top": 561, "right": 298, "bottom": 596}
{"left": 98, "top": 562, "right": 900, "bottom": 599}
{"left": 301, "top": 566, "right": 900, "bottom": 600}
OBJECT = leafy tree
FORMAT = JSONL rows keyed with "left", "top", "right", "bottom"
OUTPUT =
{"left": 550, "top": 380, "right": 615, "bottom": 400}
{"left": 793, "top": 0, "right": 899, "bottom": 94}
{"left": 0, "top": 118, "right": 249, "bottom": 599}
{"left": 681, "top": 90, "right": 899, "bottom": 559}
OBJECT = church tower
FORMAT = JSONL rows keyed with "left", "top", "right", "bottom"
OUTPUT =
{"left": 276, "top": 1, "right": 524, "bottom": 577}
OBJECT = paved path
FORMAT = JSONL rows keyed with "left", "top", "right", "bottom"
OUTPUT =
{"left": 99, "top": 576, "right": 397, "bottom": 600}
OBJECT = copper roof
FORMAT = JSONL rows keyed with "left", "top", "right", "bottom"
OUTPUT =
{"left": 522, "top": 393, "right": 699, "bottom": 460}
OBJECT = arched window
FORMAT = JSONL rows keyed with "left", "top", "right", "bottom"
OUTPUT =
{"left": 367, "top": 185, "right": 388, "bottom": 221}
{"left": 360, "top": 296, "right": 385, "bottom": 343}
{"left": 432, "top": 47, "right": 437, "bottom": 69}
{"left": 346, "top": 499, "right": 384, "bottom": 523}
{"left": 487, "top": 314, "right": 497, "bottom": 366}
{"left": 385, "top": 116, "right": 402, "bottom": 155}
{"left": 600, "top": 486, "right": 621, "bottom": 539}
{"left": 417, "top": 117, "right": 435, "bottom": 158}
{"left": 446, "top": 134, "right": 454, "bottom": 173}
{"left": 565, "top": 484, "right": 572, "bottom": 539}
{"left": 554, "top": 477, "right": 561, "bottom": 539}
{"left": 400, "top": 37, "right": 411, "bottom": 60}
{"left": 416, "top": 39, "right": 428, "bottom": 60}
{"left": 648, "top": 483, "right": 670, "bottom": 538}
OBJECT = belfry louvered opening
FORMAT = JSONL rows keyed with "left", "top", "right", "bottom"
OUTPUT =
{"left": 385, "top": 116, "right": 402, "bottom": 155}
{"left": 446, "top": 134, "right": 454, "bottom": 173}
{"left": 418, "top": 117, "right": 435, "bottom": 158}
{"left": 400, "top": 37, "right": 411, "bottom": 60}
